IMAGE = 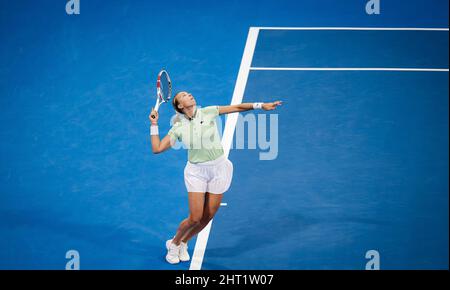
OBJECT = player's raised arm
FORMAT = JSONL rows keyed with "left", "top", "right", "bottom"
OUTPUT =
{"left": 149, "top": 108, "right": 175, "bottom": 154}
{"left": 218, "top": 101, "right": 282, "bottom": 115}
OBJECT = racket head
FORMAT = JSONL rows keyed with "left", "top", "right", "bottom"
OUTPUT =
{"left": 156, "top": 70, "right": 172, "bottom": 103}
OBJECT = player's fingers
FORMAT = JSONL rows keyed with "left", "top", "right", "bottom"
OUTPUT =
{"left": 149, "top": 108, "right": 157, "bottom": 120}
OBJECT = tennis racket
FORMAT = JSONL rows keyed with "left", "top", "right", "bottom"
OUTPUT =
{"left": 150, "top": 69, "right": 172, "bottom": 120}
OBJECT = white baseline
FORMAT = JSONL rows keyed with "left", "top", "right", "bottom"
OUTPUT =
{"left": 255, "top": 27, "right": 449, "bottom": 31}
{"left": 251, "top": 67, "right": 449, "bottom": 72}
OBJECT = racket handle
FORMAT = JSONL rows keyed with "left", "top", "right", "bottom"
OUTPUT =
{"left": 154, "top": 102, "right": 161, "bottom": 112}
{"left": 151, "top": 102, "right": 160, "bottom": 119}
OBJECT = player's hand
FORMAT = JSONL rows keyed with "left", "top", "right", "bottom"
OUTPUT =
{"left": 262, "top": 101, "right": 283, "bottom": 111}
{"left": 149, "top": 108, "right": 159, "bottom": 125}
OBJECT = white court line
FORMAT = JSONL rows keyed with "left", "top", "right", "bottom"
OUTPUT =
{"left": 188, "top": 26, "right": 448, "bottom": 270}
{"left": 255, "top": 27, "right": 449, "bottom": 31}
{"left": 189, "top": 27, "right": 260, "bottom": 271}
{"left": 251, "top": 67, "right": 449, "bottom": 72}
{"left": 220, "top": 203, "right": 228, "bottom": 206}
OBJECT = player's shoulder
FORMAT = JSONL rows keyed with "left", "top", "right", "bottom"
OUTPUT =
{"left": 171, "top": 114, "right": 184, "bottom": 127}
{"left": 200, "top": 105, "right": 219, "bottom": 114}
{"left": 201, "top": 105, "right": 219, "bottom": 110}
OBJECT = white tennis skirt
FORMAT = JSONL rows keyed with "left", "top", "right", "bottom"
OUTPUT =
{"left": 184, "top": 155, "right": 233, "bottom": 194}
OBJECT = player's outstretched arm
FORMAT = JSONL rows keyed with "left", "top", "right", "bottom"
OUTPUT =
{"left": 218, "top": 101, "right": 282, "bottom": 115}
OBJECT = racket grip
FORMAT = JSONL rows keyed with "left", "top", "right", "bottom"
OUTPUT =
{"left": 154, "top": 102, "right": 161, "bottom": 112}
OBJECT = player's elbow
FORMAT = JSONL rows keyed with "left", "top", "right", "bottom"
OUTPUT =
{"left": 152, "top": 147, "right": 162, "bottom": 154}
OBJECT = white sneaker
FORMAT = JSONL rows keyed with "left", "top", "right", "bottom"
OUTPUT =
{"left": 179, "top": 242, "right": 190, "bottom": 262}
{"left": 165, "top": 239, "right": 180, "bottom": 264}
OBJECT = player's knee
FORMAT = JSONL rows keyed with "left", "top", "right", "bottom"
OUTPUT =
{"left": 200, "top": 216, "right": 212, "bottom": 225}
{"left": 200, "top": 212, "right": 216, "bottom": 224}
{"left": 188, "top": 215, "right": 202, "bottom": 225}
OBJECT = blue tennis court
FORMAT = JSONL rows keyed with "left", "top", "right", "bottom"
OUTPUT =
{"left": 0, "top": 1, "right": 448, "bottom": 270}
{"left": 203, "top": 28, "right": 448, "bottom": 270}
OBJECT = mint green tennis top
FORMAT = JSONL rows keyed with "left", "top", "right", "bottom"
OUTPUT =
{"left": 168, "top": 106, "right": 224, "bottom": 163}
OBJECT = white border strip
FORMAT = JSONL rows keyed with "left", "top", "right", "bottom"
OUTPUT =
{"left": 251, "top": 67, "right": 449, "bottom": 72}
{"left": 189, "top": 27, "right": 260, "bottom": 271}
{"left": 256, "top": 27, "right": 449, "bottom": 31}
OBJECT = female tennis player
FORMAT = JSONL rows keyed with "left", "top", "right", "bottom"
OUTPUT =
{"left": 149, "top": 91, "right": 282, "bottom": 264}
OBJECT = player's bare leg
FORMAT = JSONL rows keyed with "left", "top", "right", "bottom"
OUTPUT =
{"left": 172, "top": 192, "right": 205, "bottom": 245}
{"left": 181, "top": 192, "right": 222, "bottom": 242}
